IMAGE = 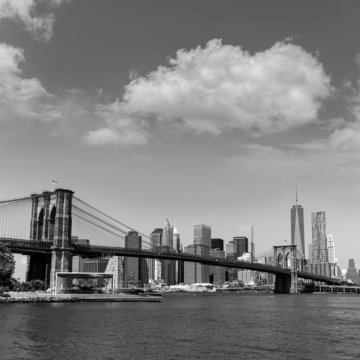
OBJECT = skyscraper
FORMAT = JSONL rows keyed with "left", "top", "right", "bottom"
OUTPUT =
{"left": 291, "top": 189, "right": 305, "bottom": 257}
{"left": 184, "top": 243, "right": 210, "bottom": 283}
{"left": 148, "top": 228, "right": 163, "bottom": 282}
{"left": 194, "top": 224, "right": 211, "bottom": 248}
{"left": 346, "top": 259, "right": 359, "bottom": 283}
{"left": 232, "top": 236, "right": 248, "bottom": 257}
{"left": 211, "top": 238, "right": 224, "bottom": 251}
{"left": 239, "top": 225, "right": 255, "bottom": 261}
{"left": 124, "top": 231, "right": 142, "bottom": 287}
{"left": 311, "top": 211, "right": 328, "bottom": 263}
{"left": 163, "top": 219, "right": 174, "bottom": 249}
{"left": 327, "top": 234, "right": 336, "bottom": 264}
{"left": 150, "top": 228, "right": 163, "bottom": 250}
{"left": 184, "top": 224, "right": 211, "bottom": 283}
{"left": 173, "top": 225, "right": 181, "bottom": 252}
{"left": 149, "top": 222, "right": 176, "bottom": 285}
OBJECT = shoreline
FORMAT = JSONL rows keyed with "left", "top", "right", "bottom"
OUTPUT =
{"left": 0, "top": 292, "right": 162, "bottom": 303}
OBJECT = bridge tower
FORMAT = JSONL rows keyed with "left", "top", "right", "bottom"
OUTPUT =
{"left": 29, "top": 189, "right": 74, "bottom": 288}
{"left": 273, "top": 245, "right": 298, "bottom": 293}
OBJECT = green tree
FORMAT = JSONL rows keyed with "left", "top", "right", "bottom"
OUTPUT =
{"left": 0, "top": 243, "right": 15, "bottom": 286}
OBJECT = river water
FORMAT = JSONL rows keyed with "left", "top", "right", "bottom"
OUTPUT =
{"left": 0, "top": 293, "right": 360, "bottom": 360}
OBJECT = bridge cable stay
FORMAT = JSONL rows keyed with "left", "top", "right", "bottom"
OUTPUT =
{"left": 255, "top": 248, "right": 274, "bottom": 258}
{"left": 0, "top": 197, "right": 32, "bottom": 240}
{"left": 72, "top": 205, "right": 129, "bottom": 236}
{"left": 0, "top": 195, "right": 32, "bottom": 205}
{"left": 73, "top": 196, "right": 153, "bottom": 244}
{"left": 71, "top": 197, "right": 151, "bottom": 249}
{"left": 72, "top": 212, "right": 126, "bottom": 241}
{"left": 72, "top": 204, "right": 151, "bottom": 249}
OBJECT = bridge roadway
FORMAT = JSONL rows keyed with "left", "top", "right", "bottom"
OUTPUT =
{"left": 0, "top": 237, "right": 341, "bottom": 285}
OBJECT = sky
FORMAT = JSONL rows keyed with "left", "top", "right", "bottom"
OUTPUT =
{"left": 1, "top": 0, "right": 360, "bottom": 270}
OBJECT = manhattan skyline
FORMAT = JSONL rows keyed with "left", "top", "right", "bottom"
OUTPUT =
{"left": 1, "top": 1, "right": 360, "bottom": 268}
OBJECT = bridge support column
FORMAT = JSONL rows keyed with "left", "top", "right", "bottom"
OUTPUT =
{"left": 49, "top": 189, "right": 74, "bottom": 290}
{"left": 274, "top": 273, "right": 291, "bottom": 294}
{"left": 290, "top": 259, "right": 298, "bottom": 293}
{"left": 50, "top": 249, "right": 73, "bottom": 289}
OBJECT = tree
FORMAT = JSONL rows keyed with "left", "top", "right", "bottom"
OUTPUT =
{"left": 0, "top": 243, "right": 15, "bottom": 286}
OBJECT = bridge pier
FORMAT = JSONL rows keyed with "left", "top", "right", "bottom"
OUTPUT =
{"left": 26, "top": 253, "right": 51, "bottom": 286}
{"left": 29, "top": 188, "right": 75, "bottom": 289}
{"left": 274, "top": 273, "right": 291, "bottom": 294}
{"left": 50, "top": 249, "right": 73, "bottom": 289}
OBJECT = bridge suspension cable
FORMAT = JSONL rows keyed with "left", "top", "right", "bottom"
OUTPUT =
{"left": 0, "top": 197, "right": 32, "bottom": 239}
{"left": 0, "top": 195, "right": 32, "bottom": 205}
{"left": 72, "top": 197, "right": 151, "bottom": 249}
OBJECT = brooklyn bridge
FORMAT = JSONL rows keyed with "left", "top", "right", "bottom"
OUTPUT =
{"left": 0, "top": 188, "right": 341, "bottom": 294}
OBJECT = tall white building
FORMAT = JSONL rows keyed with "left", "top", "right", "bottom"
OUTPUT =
{"left": 239, "top": 225, "right": 255, "bottom": 261}
{"left": 327, "top": 234, "right": 336, "bottom": 264}
{"left": 311, "top": 211, "right": 328, "bottom": 263}
{"left": 291, "top": 190, "right": 305, "bottom": 257}
{"left": 173, "top": 225, "right": 181, "bottom": 252}
{"left": 163, "top": 219, "right": 174, "bottom": 249}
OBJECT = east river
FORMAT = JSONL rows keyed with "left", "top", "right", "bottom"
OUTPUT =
{"left": 1, "top": 293, "right": 360, "bottom": 360}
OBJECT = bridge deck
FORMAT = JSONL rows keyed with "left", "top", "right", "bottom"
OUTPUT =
{"left": 0, "top": 237, "right": 341, "bottom": 284}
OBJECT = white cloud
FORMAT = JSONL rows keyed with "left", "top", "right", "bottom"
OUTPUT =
{"left": 0, "top": 43, "right": 148, "bottom": 146}
{"left": 0, "top": 43, "right": 51, "bottom": 121}
{"left": 329, "top": 126, "right": 360, "bottom": 151}
{"left": 83, "top": 100, "right": 149, "bottom": 146}
{"left": 86, "top": 39, "right": 332, "bottom": 145}
{"left": 122, "top": 39, "right": 332, "bottom": 135}
{"left": 327, "top": 79, "right": 360, "bottom": 151}
{"left": 0, "top": 0, "right": 67, "bottom": 41}
{"left": 0, "top": 39, "right": 337, "bottom": 148}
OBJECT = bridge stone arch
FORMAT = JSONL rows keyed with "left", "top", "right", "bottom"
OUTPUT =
{"left": 285, "top": 252, "right": 292, "bottom": 269}
{"left": 273, "top": 244, "right": 298, "bottom": 293}
{"left": 49, "top": 205, "right": 56, "bottom": 240}
{"left": 37, "top": 207, "right": 44, "bottom": 241}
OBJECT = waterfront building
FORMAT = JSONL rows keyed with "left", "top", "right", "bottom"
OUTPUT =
{"left": 256, "top": 255, "right": 275, "bottom": 285}
{"left": 237, "top": 253, "right": 257, "bottom": 285}
{"left": 209, "top": 248, "right": 226, "bottom": 284}
{"left": 237, "top": 269, "right": 256, "bottom": 286}
{"left": 225, "top": 241, "right": 237, "bottom": 281}
{"left": 183, "top": 224, "right": 211, "bottom": 284}
{"left": 154, "top": 259, "right": 162, "bottom": 281}
{"left": 184, "top": 243, "right": 210, "bottom": 283}
{"left": 149, "top": 224, "right": 177, "bottom": 285}
{"left": 105, "top": 256, "right": 125, "bottom": 289}
{"left": 72, "top": 256, "right": 109, "bottom": 273}
{"left": 162, "top": 220, "right": 176, "bottom": 285}
{"left": 291, "top": 190, "right": 305, "bottom": 257}
{"left": 311, "top": 211, "right": 328, "bottom": 263}
{"left": 148, "top": 228, "right": 163, "bottom": 282}
{"left": 173, "top": 226, "right": 184, "bottom": 284}
{"left": 346, "top": 259, "right": 359, "bottom": 284}
{"left": 124, "top": 231, "right": 142, "bottom": 287}
{"left": 211, "top": 238, "right": 224, "bottom": 251}
{"left": 308, "top": 262, "right": 335, "bottom": 278}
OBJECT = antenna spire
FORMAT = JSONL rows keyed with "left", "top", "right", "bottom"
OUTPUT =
{"left": 296, "top": 185, "right": 298, "bottom": 204}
